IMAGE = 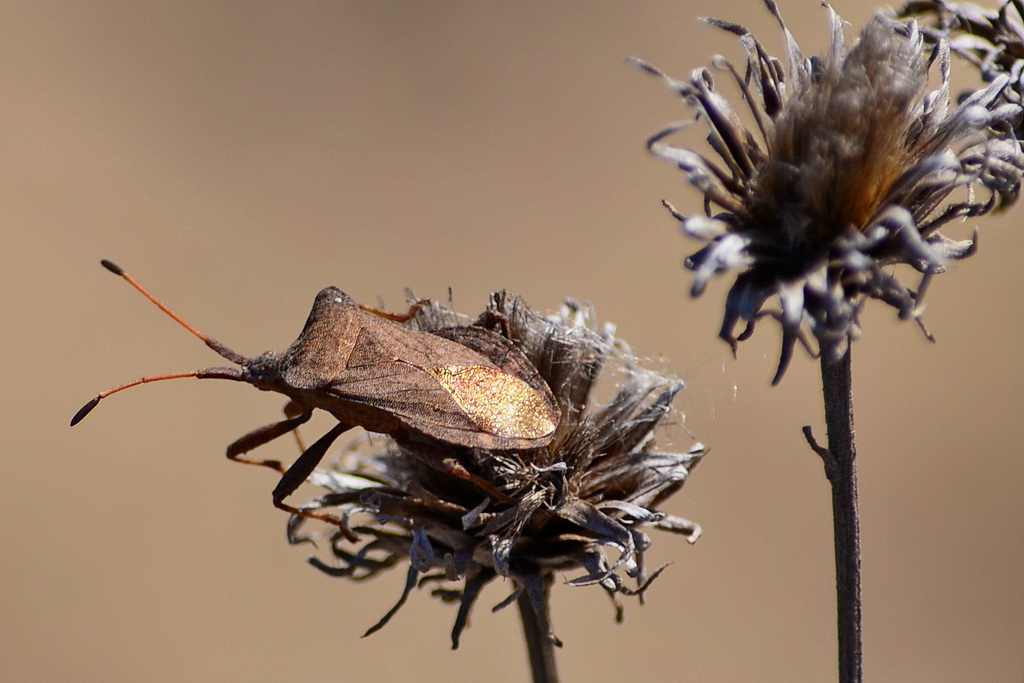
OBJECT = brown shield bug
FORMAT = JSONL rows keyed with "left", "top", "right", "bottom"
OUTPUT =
{"left": 72, "top": 260, "right": 560, "bottom": 528}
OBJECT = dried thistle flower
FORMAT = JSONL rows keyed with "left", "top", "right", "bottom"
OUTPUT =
{"left": 634, "top": 1, "right": 1024, "bottom": 382}
{"left": 286, "top": 291, "right": 705, "bottom": 648}
{"left": 900, "top": 0, "right": 1024, "bottom": 107}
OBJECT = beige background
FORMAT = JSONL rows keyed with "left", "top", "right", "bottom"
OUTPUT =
{"left": 3, "top": 1, "right": 1021, "bottom": 681}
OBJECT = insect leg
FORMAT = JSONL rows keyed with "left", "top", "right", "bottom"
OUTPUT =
{"left": 435, "top": 456, "right": 511, "bottom": 503}
{"left": 474, "top": 308, "right": 511, "bottom": 339}
{"left": 226, "top": 411, "right": 313, "bottom": 474}
{"left": 283, "top": 399, "right": 309, "bottom": 453}
{"left": 406, "top": 441, "right": 511, "bottom": 503}
{"left": 358, "top": 298, "right": 429, "bottom": 323}
{"left": 272, "top": 421, "right": 356, "bottom": 537}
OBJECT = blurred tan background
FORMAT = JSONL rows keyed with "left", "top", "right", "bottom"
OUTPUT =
{"left": 3, "top": 1, "right": 1021, "bottom": 681}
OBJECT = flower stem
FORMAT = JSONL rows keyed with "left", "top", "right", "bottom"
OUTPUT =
{"left": 517, "top": 576, "right": 559, "bottom": 683}
{"left": 817, "top": 350, "right": 863, "bottom": 682}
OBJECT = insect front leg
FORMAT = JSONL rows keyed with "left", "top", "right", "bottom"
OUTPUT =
{"left": 226, "top": 410, "right": 313, "bottom": 474}
{"left": 272, "top": 421, "right": 356, "bottom": 538}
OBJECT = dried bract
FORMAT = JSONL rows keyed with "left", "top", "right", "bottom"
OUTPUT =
{"left": 635, "top": 0, "right": 1024, "bottom": 382}
{"left": 287, "top": 292, "right": 705, "bottom": 647}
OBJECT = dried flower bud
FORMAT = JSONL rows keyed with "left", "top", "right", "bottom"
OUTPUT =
{"left": 635, "top": 1, "right": 1024, "bottom": 382}
{"left": 287, "top": 291, "right": 705, "bottom": 648}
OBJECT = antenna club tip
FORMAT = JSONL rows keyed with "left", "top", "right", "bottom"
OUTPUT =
{"left": 100, "top": 259, "right": 124, "bottom": 276}
{"left": 70, "top": 397, "right": 101, "bottom": 426}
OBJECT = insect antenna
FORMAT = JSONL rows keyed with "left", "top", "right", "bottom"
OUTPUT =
{"left": 99, "top": 259, "right": 247, "bottom": 364}
{"left": 70, "top": 260, "right": 250, "bottom": 426}
{"left": 70, "top": 367, "right": 245, "bottom": 426}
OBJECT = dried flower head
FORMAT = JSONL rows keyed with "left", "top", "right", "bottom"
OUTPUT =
{"left": 286, "top": 291, "right": 705, "bottom": 648}
{"left": 634, "top": 1, "right": 1023, "bottom": 382}
{"left": 900, "top": 0, "right": 1024, "bottom": 108}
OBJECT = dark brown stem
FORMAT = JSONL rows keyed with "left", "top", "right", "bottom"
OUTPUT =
{"left": 517, "top": 576, "right": 560, "bottom": 683}
{"left": 810, "top": 350, "right": 862, "bottom": 682}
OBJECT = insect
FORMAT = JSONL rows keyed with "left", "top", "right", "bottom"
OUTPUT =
{"left": 72, "top": 260, "right": 560, "bottom": 528}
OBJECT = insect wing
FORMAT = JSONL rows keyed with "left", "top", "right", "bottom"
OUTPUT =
{"left": 329, "top": 325, "right": 557, "bottom": 449}
{"left": 430, "top": 326, "right": 557, "bottom": 404}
